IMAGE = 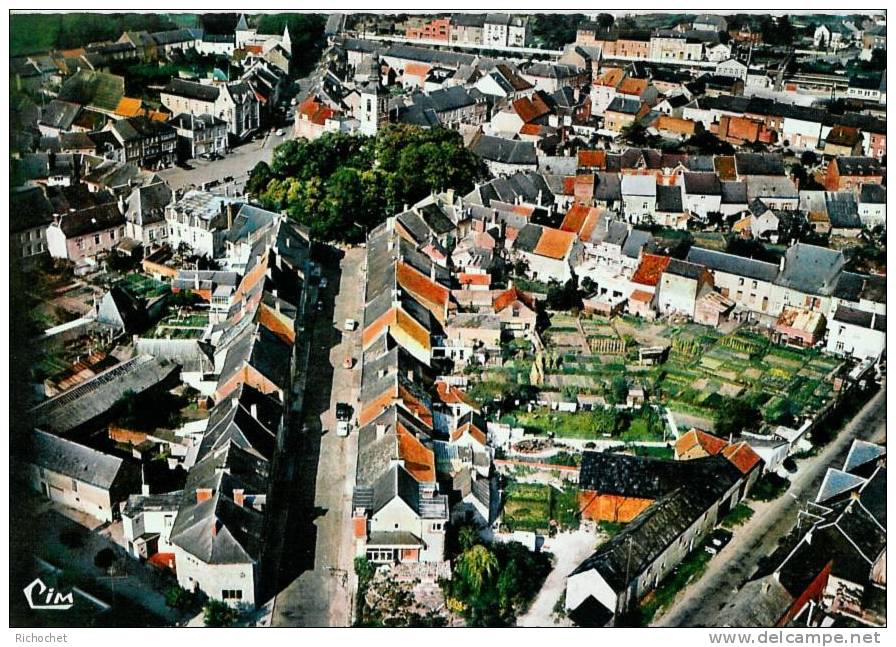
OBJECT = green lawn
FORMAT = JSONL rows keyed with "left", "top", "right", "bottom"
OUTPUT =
{"left": 638, "top": 547, "right": 712, "bottom": 625}
{"left": 721, "top": 502, "right": 754, "bottom": 529}
{"left": 502, "top": 482, "right": 581, "bottom": 532}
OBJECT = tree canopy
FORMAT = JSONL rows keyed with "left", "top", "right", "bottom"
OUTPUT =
{"left": 254, "top": 13, "right": 327, "bottom": 76}
{"left": 247, "top": 125, "right": 485, "bottom": 242}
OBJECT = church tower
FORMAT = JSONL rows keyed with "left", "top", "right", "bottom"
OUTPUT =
{"left": 358, "top": 61, "right": 388, "bottom": 137}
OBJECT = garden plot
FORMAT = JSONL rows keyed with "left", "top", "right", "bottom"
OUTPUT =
{"left": 502, "top": 482, "right": 580, "bottom": 532}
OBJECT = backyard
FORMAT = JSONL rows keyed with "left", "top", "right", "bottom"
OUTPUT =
{"left": 502, "top": 482, "right": 581, "bottom": 533}
{"left": 474, "top": 313, "right": 842, "bottom": 433}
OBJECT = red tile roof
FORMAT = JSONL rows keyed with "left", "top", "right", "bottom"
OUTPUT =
{"left": 675, "top": 428, "right": 728, "bottom": 457}
{"left": 722, "top": 441, "right": 762, "bottom": 474}
{"left": 492, "top": 285, "right": 535, "bottom": 313}
{"left": 533, "top": 227, "right": 576, "bottom": 260}
{"left": 577, "top": 149, "right": 607, "bottom": 169}
{"left": 631, "top": 254, "right": 672, "bottom": 287}
{"left": 458, "top": 272, "right": 491, "bottom": 286}
{"left": 512, "top": 93, "right": 551, "bottom": 123}
{"left": 398, "top": 423, "right": 436, "bottom": 482}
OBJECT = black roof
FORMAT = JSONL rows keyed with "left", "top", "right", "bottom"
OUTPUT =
{"left": 683, "top": 171, "right": 722, "bottom": 196}
{"left": 832, "top": 305, "right": 885, "bottom": 332}
{"left": 162, "top": 78, "right": 220, "bottom": 102}
{"left": 734, "top": 153, "right": 785, "bottom": 176}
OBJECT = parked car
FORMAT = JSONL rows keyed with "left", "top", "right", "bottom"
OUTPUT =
{"left": 319, "top": 277, "right": 328, "bottom": 289}
{"left": 276, "top": 129, "right": 285, "bottom": 136}
{"left": 337, "top": 420, "right": 350, "bottom": 437}
{"left": 704, "top": 528, "right": 733, "bottom": 555}
{"left": 344, "top": 318, "right": 357, "bottom": 331}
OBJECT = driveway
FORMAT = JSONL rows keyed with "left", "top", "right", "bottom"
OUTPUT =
{"left": 655, "top": 386, "right": 887, "bottom": 627}
{"left": 271, "top": 245, "right": 366, "bottom": 627}
{"left": 517, "top": 528, "right": 600, "bottom": 627}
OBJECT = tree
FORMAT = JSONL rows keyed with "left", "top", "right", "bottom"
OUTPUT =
{"left": 714, "top": 397, "right": 761, "bottom": 439}
{"left": 800, "top": 151, "right": 819, "bottom": 167}
{"left": 682, "top": 130, "right": 735, "bottom": 155}
{"left": 546, "top": 277, "right": 581, "bottom": 311}
{"left": 249, "top": 125, "right": 484, "bottom": 243}
{"left": 531, "top": 13, "right": 587, "bottom": 49}
{"left": 457, "top": 545, "right": 498, "bottom": 595}
{"left": 457, "top": 525, "right": 480, "bottom": 552}
{"left": 607, "top": 376, "right": 629, "bottom": 405}
{"left": 203, "top": 600, "right": 239, "bottom": 627}
{"left": 254, "top": 13, "right": 326, "bottom": 76}
{"left": 165, "top": 586, "right": 198, "bottom": 611}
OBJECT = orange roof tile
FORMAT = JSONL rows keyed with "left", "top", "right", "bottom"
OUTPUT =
{"left": 396, "top": 261, "right": 449, "bottom": 320}
{"left": 114, "top": 97, "right": 143, "bottom": 117}
{"left": 577, "top": 149, "right": 606, "bottom": 169}
{"left": 512, "top": 204, "right": 535, "bottom": 217}
{"left": 675, "top": 428, "right": 728, "bottom": 457}
{"left": 722, "top": 441, "right": 762, "bottom": 474}
{"left": 492, "top": 286, "right": 535, "bottom": 313}
{"left": 629, "top": 289, "right": 654, "bottom": 303}
{"left": 450, "top": 422, "right": 487, "bottom": 445}
{"left": 631, "top": 254, "right": 672, "bottom": 287}
{"left": 435, "top": 381, "right": 477, "bottom": 407}
{"left": 655, "top": 115, "right": 696, "bottom": 136}
{"left": 145, "top": 109, "right": 169, "bottom": 121}
{"left": 405, "top": 62, "right": 431, "bottom": 77}
{"left": 617, "top": 77, "right": 648, "bottom": 97}
{"left": 397, "top": 423, "right": 436, "bottom": 482}
{"left": 398, "top": 384, "right": 433, "bottom": 427}
{"left": 714, "top": 155, "right": 737, "bottom": 181}
{"left": 579, "top": 207, "right": 603, "bottom": 241}
{"left": 256, "top": 302, "right": 295, "bottom": 345}
{"left": 458, "top": 273, "right": 491, "bottom": 286}
{"left": 512, "top": 93, "right": 551, "bottom": 123}
{"left": 560, "top": 203, "right": 591, "bottom": 233}
{"left": 520, "top": 123, "right": 543, "bottom": 136}
{"left": 533, "top": 227, "right": 576, "bottom": 260}
{"left": 562, "top": 176, "right": 576, "bottom": 195}
{"left": 594, "top": 67, "right": 625, "bottom": 88}
{"left": 353, "top": 516, "right": 367, "bottom": 538}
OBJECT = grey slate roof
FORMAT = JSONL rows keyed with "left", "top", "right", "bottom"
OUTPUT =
{"left": 825, "top": 192, "right": 862, "bottom": 229}
{"left": 656, "top": 184, "right": 683, "bottom": 212}
{"left": 775, "top": 243, "right": 845, "bottom": 295}
{"left": 31, "top": 430, "right": 127, "bottom": 490}
{"left": 31, "top": 355, "right": 179, "bottom": 435}
{"left": 471, "top": 134, "right": 537, "bottom": 166}
{"left": 735, "top": 153, "right": 785, "bottom": 176}
{"left": 683, "top": 171, "right": 721, "bottom": 196}
{"left": 39, "top": 100, "right": 81, "bottom": 131}
{"left": 666, "top": 258, "right": 703, "bottom": 280}
{"left": 687, "top": 247, "right": 779, "bottom": 283}
{"left": 831, "top": 305, "right": 885, "bottom": 332}
{"left": 162, "top": 78, "right": 220, "bottom": 103}
{"left": 859, "top": 183, "right": 886, "bottom": 204}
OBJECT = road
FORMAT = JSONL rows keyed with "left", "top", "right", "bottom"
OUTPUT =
{"left": 271, "top": 245, "right": 366, "bottom": 627}
{"left": 518, "top": 528, "right": 599, "bottom": 627}
{"left": 655, "top": 386, "right": 887, "bottom": 627}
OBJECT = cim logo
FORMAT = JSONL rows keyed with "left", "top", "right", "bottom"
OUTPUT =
{"left": 23, "top": 578, "right": 74, "bottom": 611}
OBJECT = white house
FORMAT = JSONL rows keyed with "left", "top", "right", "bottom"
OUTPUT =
{"left": 715, "top": 58, "right": 748, "bottom": 81}
{"left": 826, "top": 305, "right": 886, "bottom": 360}
{"left": 621, "top": 175, "right": 657, "bottom": 224}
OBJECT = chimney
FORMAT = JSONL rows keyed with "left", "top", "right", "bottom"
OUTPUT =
{"left": 196, "top": 487, "right": 213, "bottom": 503}
{"left": 118, "top": 193, "right": 125, "bottom": 213}
{"left": 376, "top": 424, "right": 387, "bottom": 439}
{"left": 250, "top": 403, "right": 258, "bottom": 419}
{"left": 430, "top": 263, "right": 436, "bottom": 282}
{"left": 226, "top": 202, "right": 235, "bottom": 229}
{"left": 779, "top": 255, "right": 785, "bottom": 272}
{"left": 211, "top": 520, "right": 219, "bottom": 537}
{"left": 233, "top": 489, "right": 245, "bottom": 507}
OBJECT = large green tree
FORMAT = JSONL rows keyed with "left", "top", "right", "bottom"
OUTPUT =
{"left": 249, "top": 125, "right": 485, "bottom": 243}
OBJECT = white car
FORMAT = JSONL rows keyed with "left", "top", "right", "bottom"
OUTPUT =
{"left": 276, "top": 129, "right": 285, "bottom": 137}
{"left": 337, "top": 420, "right": 350, "bottom": 437}
{"left": 344, "top": 319, "right": 357, "bottom": 331}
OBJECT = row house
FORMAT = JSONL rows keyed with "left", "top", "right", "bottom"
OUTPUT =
{"left": 108, "top": 116, "right": 177, "bottom": 170}
{"left": 169, "top": 112, "right": 229, "bottom": 160}
{"left": 405, "top": 16, "right": 451, "bottom": 42}
{"left": 46, "top": 200, "right": 127, "bottom": 262}
{"left": 165, "top": 220, "right": 310, "bottom": 607}
{"left": 160, "top": 78, "right": 260, "bottom": 141}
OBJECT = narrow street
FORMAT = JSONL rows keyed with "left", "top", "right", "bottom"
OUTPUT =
{"left": 655, "top": 386, "right": 887, "bottom": 627}
{"left": 270, "top": 245, "right": 366, "bottom": 627}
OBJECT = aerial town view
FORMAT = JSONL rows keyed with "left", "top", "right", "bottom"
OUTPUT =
{"left": 7, "top": 5, "right": 887, "bottom": 636}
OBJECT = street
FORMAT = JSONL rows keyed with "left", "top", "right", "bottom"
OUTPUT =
{"left": 655, "top": 386, "right": 887, "bottom": 627}
{"left": 270, "top": 245, "right": 366, "bottom": 627}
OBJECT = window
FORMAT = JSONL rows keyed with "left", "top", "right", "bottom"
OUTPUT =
{"left": 222, "top": 589, "right": 243, "bottom": 600}
{"left": 94, "top": 235, "right": 101, "bottom": 245}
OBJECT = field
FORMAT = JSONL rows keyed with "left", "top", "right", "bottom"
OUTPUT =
{"left": 502, "top": 482, "right": 580, "bottom": 532}
{"left": 475, "top": 314, "right": 842, "bottom": 430}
